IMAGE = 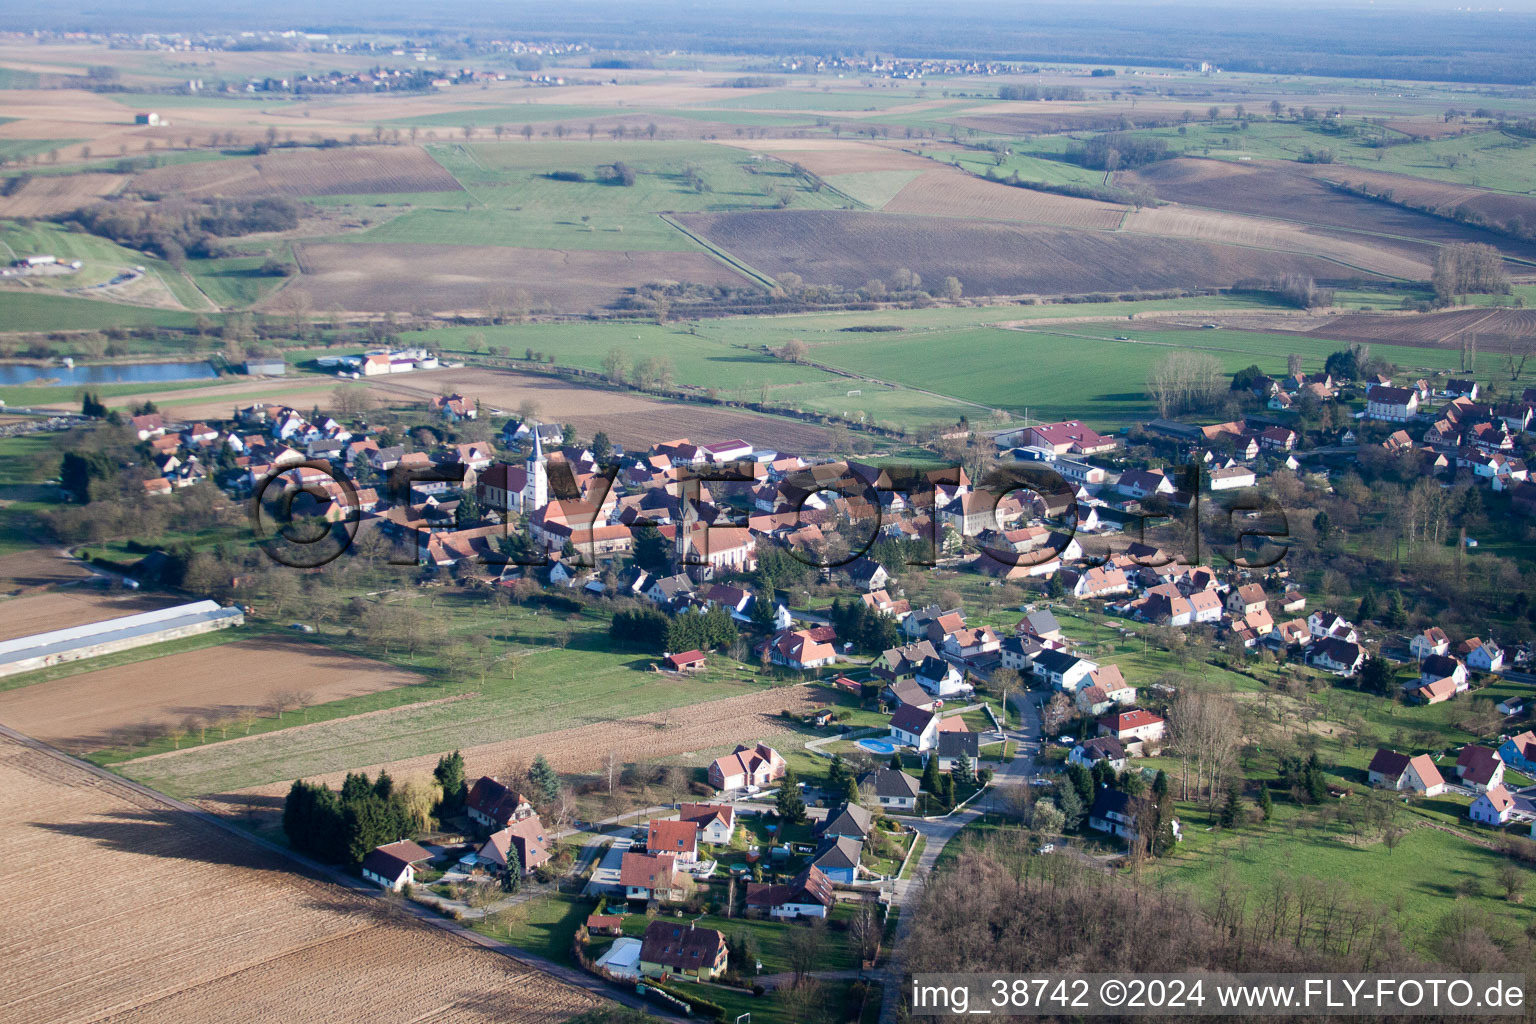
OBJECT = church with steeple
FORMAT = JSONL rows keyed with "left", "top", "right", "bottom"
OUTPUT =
{"left": 522, "top": 422, "right": 548, "bottom": 512}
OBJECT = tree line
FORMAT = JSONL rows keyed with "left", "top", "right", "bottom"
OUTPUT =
{"left": 65, "top": 196, "right": 305, "bottom": 262}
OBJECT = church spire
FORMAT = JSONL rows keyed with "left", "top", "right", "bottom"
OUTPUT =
{"left": 522, "top": 421, "right": 548, "bottom": 511}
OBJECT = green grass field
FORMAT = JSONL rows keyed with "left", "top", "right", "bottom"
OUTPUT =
{"left": 115, "top": 595, "right": 794, "bottom": 797}
{"left": 185, "top": 255, "right": 290, "bottom": 308}
{"left": 0, "top": 434, "right": 60, "bottom": 553}
{"left": 321, "top": 141, "right": 847, "bottom": 252}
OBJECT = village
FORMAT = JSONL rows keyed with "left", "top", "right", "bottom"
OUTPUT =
{"left": 40, "top": 344, "right": 1525, "bottom": 1018}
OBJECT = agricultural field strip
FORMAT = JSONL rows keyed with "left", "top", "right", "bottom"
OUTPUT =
{"left": 0, "top": 725, "right": 600, "bottom": 1024}
{"left": 126, "top": 680, "right": 822, "bottom": 799}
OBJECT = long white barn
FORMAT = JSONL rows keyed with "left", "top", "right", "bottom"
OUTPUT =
{"left": 0, "top": 600, "right": 245, "bottom": 679}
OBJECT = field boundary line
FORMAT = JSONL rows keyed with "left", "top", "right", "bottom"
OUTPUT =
{"left": 657, "top": 213, "right": 777, "bottom": 288}
{"left": 0, "top": 721, "right": 662, "bottom": 1017}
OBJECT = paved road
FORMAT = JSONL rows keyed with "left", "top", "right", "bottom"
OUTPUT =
{"left": 0, "top": 723, "right": 678, "bottom": 1021}
{"left": 876, "top": 692, "right": 1043, "bottom": 1024}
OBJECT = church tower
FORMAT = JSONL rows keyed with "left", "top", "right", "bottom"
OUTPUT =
{"left": 522, "top": 424, "right": 548, "bottom": 511}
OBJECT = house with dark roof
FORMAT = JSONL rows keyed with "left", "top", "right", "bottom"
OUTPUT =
{"left": 361, "top": 840, "right": 434, "bottom": 891}
{"left": 1031, "top": 648, "right": 1098, "bottom": 693}
{"left": 1456, "top": 746, "right": 1505, "bottom": 793}
{"left": 934, "top": 730, "right": 980, "bottom": 771}
{"left": 744, "top": 865, "right": 835, "bottom": 920}
{"left": 889, "top": 704, "right": 941, "bottom": 752}
{"left": 809, "top": 835, "right": 863, "bottom": 883}
{"left": 881, "top": 677, "right": 939, "bottom": 711}
{"left": 857, "top": 767, "right": 921, "bottom": 811}
{"left": 1366, "top": 749, "right": 1446, "bottom": 795}
{"left": 817, "top": 802, "right": 874, "bottom": 841}
{"left": 466, "top": 776, "right": 532, "bottom": 830}
{"left": 638, "top": 920, "right": 728, "bottom": 980}
{"left": 1088, "top": 788, "right": 1145, "bottom": 841}
{"left": 1069, "top": 736, "right": 1127, "bottom": 771}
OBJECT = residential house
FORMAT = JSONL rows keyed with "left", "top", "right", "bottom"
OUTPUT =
{"left": 645, "top": 573, "right": 697, "bottom": 608}
{"left": 1087, "top": 787, "right": 1179, "bottom": 843}
{"left": 881, "top": 677, "right": 940, "bottom": 712}
{"left": 808, "top": 836, "right": 862, "bottom": 884}
{"left": 1460, "top": 637, "right": 1505, "bottom": 673}
{"left": 858, "top": 767, "right": 921, "bottom": 810}
{"left": 1366, "top": 749, "right": 1447, "bottom": 796}
{"left": 1309, "top": 636, "right": 1364, "bottom": 676}
{"left": 1410, "top": 627, "right": 1450, "bottom": 660}
{"left": 1410, "top": 677, "right": 1459, "bottom": 705}
{"left": 1117, "top": 468, "right": 1174, "bottom": 500}
{"left": 646, "top": 819, "right": 700, "bottom": 864}
{"left": 1099, "top": 708, "right": 1166, "bottom": 749}
{"left": 1031, "top": 649, "right": 1098, "bottom": 693}
{"left": 1447, "top": 380, "right": 1480, "bottom": 400}
{"left": 1064, "top": 565, "right": 1131, "bottom": 599}
{"left": 890, "top": 704, "right": 942, "bottom": 752}
{"left": 1456, "top": 746, "right": 1506, "bottom": 793}
{"left": 1469, "top": 786, "right": 1519, "bottom": 826}
{"left": 1069, "top": 736, "right": 1127, "bottom": 772}
{"left": 761, "top": 628, "right": 839, "bottom": 671}
{"left": 1226, "top": 583, "right": 1268, "bottom": 617}
{"left": 360, "top": 840, "right": 434, "bottom": 891}
{"left": 620, "top": 851, "right": 684, "bottom": 902}
{"left": 1420, "top": 654, "right": 1468, "bottom": 687}
{"left": 479, "top": 815, "right": 551, "bottom": 875}
{"left": 818, "top": 802, "right": 875, "bottom": 841}
{"left": 1500, "top": 732, "right": 1536, "bottom": 775}
{"left": 466, "top": 777, "right": 533, "bottom": 829}
{"left": 637, "top": 920, "right": 728, "bottom": 980}
{"left": 915, "top": 655, "right": 967, "bottom": 698}
{"left": 1017, "top": 609, "right": 1063, "bottom": 641}
{"left": 678, "top": 803, "right": 736, "bottom": 846}
{"left": 708, "top": 743, "right": 786, "bottom": 791}
{"left": 1366, "top": 385, "right": 1420, "bottom": 422}
{"left": 744, "top": 865, "right": 835, "bottom": 920}
{"left": 934, "top": 730, "right": 981, "bottom": 772}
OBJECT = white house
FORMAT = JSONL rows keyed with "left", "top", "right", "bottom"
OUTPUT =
{"left": 1366, "top": 749, "right": 1447, "bottom": 796}
{"left": 678, "top": 803, "right": 736, "bottom": 846}
{"left": 360, "top": 840, "right": 433, "bottom": 891}
{"left": 890, "top": 704, "right": 941, "bottom": 752}
{"left": 1366, "top": 385, "right": 1420, "bottom": 422}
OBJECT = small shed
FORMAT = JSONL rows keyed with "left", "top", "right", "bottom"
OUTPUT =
{"left": 663, "top": 650, "right": 706, "bottom": 673}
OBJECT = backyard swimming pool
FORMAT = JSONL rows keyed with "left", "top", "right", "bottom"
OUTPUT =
{"left": 857, "top": 738, "right": 897, "bottom": 755}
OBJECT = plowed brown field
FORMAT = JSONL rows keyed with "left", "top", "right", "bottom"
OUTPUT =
{"left": 1307, "top": 307, "right": 1536, "bottom": 349}
{"left": 0, "top": 733, "right": 599, "bottom": 1024}
{"left": 0, "top": 548, "right": 93, "bottom": 594}
{"left": 0, "top": 637, "right": 424, "bottom": 752}
{"left": 287, "top": 242, "right": 751, "bottom": 315}
{"left": 0, "top": 589, "right": 174, "bottom": 642}
{"left": 0, "top": 172, "right": 127, "bottom": 216}
{"left": 130, "top": 145, "right": 464, "bottom": 198}
{"left": 883, "top": 169, "right": 1128, "bottom": 229}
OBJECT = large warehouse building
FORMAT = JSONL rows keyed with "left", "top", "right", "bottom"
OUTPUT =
{"left": 0, "top": 600, "right": 245, "bottom": 679}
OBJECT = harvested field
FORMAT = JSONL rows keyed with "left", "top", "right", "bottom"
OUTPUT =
{"left": 193, "top": 683, "right": 823, "bottom": 826}
{"left": 286, "top": 242, "right": 752, "bottom": 315}
{"left": 1304, "top": 164, "right": 1536, "bottom": 235}
{"left": 0, "top": 589, "right": 175, "bottom": 643}
{"left": 1121, "top": 205, "right": 1429, "bottom": 279}
{"left": 1307, "top": 307, "right": 1536, "bottom": 349}
{"left": 366, "top": 367, "right": 834, "bottom": 451}
{"left": 0, "top": 547, "right": 93, "bottom": 595}
{"left": 0, "top": 733, "right": 599, "bottom": 1024}
{"left": 0, "top": 173, "right": 127, "bottom": 217}
{"left": 0, "top": 637, "right": 424, "bottom": 753}
{"left": 1122, "top": 158, "right": 1536, "bottom": 263}
{"left": 882, "top": 169, "right": 1128, "bottom": 229}
{"left": 130, "top": 146, "right": 464, "bottom": 199}
{"left": 677, "top": 209, "right": 1390, "bottom": 297}
{"left": 725, "top": 138, "right": 939, "bottom": 177}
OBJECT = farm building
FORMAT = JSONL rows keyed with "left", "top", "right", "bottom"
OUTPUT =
{"left": 243, "top": 359, "right": 287, "bottom": 376}
{"left": 0, "top": 600, "right": 244, "bottom": 679}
